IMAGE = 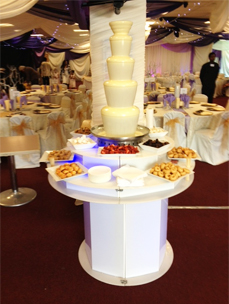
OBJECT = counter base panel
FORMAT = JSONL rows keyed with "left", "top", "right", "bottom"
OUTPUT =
{"left": 78, "top": 240, "right": 173, "bottom": 286}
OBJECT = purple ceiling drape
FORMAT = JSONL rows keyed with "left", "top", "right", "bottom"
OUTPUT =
{"left": 147, "top": 1, "right": 184, "bottom": 18}
{"left": 67, "top": 0, "right": 89, "bottom": 30}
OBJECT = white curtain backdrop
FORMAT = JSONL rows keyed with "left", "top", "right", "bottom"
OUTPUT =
{"left": 220, "top": 50, "right": 229, "bottom": 77}
{"left": 46, "top": 52, "right": 90, "bottom": 80}
{"left": 47, "top": 52, "right": 65, "bottom": 71}
{"left": 70, "top": 54, "right": 91, "bottom": 80}
{"left": 145, "top": 45, "right": 191, "bottom": 75}
{"left": 0, "top": 0, "right": 38, "bottom": 19}
{"left": 213, "top": 40, "right": 229, "bottom": 77}
{"left": 193, "top": 44, "right": 213, "bottom": 73}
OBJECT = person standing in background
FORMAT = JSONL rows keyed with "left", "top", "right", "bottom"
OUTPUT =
{"left": 200, "top": 52, "right": 219, "bottom": 103}
{"left": 61, "top": 60, "right": 71, "bottom": 88}
{"left": 69, "top": 70, "right": 76, "bottom": 88}
{"left": 40, "top": 56, "right": 52, "bottom": 85}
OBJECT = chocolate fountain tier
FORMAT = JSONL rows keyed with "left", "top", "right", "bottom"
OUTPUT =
{"left": 91, "top": 125, "right": 150, "bottom": 146}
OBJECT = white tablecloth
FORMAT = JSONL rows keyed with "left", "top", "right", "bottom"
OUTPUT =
{"left": 147, "top": 103, "right": 224, "bottom": 147}
{"left": 0, "top": 105, "right": 62, "bottom": 137}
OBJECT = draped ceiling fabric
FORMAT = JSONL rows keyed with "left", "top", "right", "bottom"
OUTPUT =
{"left": 210, "top": 0, "right": 229, "bottom": 33}
{"left": 0, "top": 0, "right": 38, "bottom": 19}
{"left": 0, "top": 0, "right": 229, "bottom": 79}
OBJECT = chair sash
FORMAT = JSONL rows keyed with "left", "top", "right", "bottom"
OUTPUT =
{"left": 48, "top": 115, "right": 66, "bottom": 147}
{"left": 11, "top": 120, "right": 32, "bottom": 135}
{"left": 165, "top": 117, "right": 183, "bottom": 139}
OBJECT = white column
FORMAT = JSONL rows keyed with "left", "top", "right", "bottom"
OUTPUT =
{"left": 90, "top": 0, "right": 146, "bottom": 126}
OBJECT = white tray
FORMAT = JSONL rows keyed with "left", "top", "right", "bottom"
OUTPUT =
{"left": 167, "top": 149, "right": 201, "bottom": 161}
{"left": 46, "top": 162, "right": 88, "bottom": 182}
{"left": 147, "top": 168, "right": 194, "bottom": 183}
{"left": 39, "top": 150, "right": 74, "bottom": 163}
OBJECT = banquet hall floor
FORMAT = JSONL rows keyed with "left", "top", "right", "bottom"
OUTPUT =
{"left": 1, "top": 96, "right": 228, "bottom": 304}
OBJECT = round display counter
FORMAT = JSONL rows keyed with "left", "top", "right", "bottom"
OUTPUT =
{"left": 47, "top": 140, "right": 194, "bottom": 286}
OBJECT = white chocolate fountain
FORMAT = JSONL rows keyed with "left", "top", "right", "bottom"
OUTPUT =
{"left": 101, "top": 21, "right": 140, "bottom": 137}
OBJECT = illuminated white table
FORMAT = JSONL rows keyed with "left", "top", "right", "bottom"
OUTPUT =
{"left": 48, "top": 146, "right": 194, "bottom": 286}
{"left": 0, "top": 134, "right": 40, "bottom": 207}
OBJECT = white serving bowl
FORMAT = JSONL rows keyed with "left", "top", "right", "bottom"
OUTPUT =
{"left": 149, "top": 127, "right": 168, "bottom": 138}
{"left": 70, "top": 130, "right": 91, "bottom": 138}
{"left": 88, "top": 166, "right": 111, "bottom": 184}
{"left": 68, "top": 138, "right": 96, "bottom": 150}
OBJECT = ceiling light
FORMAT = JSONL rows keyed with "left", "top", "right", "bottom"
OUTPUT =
{"left": 14, "top": 29, "right": 21, "bottom": 32}
{"left": 0, "top": 23, "right": 13, "bottom": 27}
{"left": 204, "top": 21, "right": 210, "bottom": 24}
{"left": 31, "top": 34, "right": 44, "bottom": 37}
{"left": 73, "top": 29, "right": 89, "bottom": 32}
{"left": 162, "top": 12, "right": 168, "bottom": 15}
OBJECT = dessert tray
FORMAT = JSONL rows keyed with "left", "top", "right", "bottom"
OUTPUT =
{"left": 46, "top": 162, "right": 88, "bottom": 182}
{"left": 40, "top": 150, "right": 74, "bottom": 163}
{"left": 147, "top": 167, "right": 194, "bottom": 183}
{"left": 167, "top": 150, "right": 201, "bottom": 161}
{"left": 97, "top": 146, "right": 140, "bottom": 157}
{"left": 139, "top": 137, "right": 171, "bottom": 154}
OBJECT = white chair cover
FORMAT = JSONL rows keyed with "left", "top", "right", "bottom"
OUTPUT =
{"left": 190, "top": 111, "right": 229, "bottom": 165}
{"left": 82, "top": 99, "right": 90, "bottom": 119}
{"left": 61, "top": 96, "right": 71, "bottom": 119}
{"left": 163, "top": 111, "right": 187, "bottom": 147}
{"left": 37, "top": 111, "right": 67, "bottom": 155}
{"left": 72, "top": 104, "right": 85, "bottom": 130}
{"left": 86, "top": 90, "right": 92, "bottom": 119}
{"left": 78, "top": 84, "right": 86, "bottom": 93}
{"left": 193, "top": 94, "right": 208, "bottom": 103}
{"left": 10, "top": 115, "right": 40, "bottom": 168}
{"left": 61, "top": 84, "right": 68, "bottom": 90}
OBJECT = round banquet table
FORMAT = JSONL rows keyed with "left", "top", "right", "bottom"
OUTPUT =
{"left": 0, "top": 105, "right": 62, "bottom": 136}
{"left": 47, "top": 142, "right": 194, "bottom": 286}
{"left": 146, "top": 102, "right": 224, "bottom": 147}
